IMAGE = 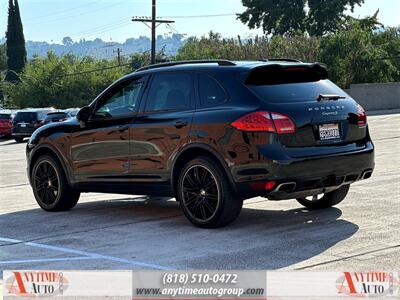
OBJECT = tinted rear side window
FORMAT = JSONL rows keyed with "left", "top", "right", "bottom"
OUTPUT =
{"left": 146, "top": 73, "right": 192, "bottom": 111}
{"left": 14, "top": 112, "right": 38, "bottom": 122}
{"left": 198, "top": 74, "right": 227, "bottom": 107}
{"left": 248, "top": 80, "right": 348, "bottom": 103}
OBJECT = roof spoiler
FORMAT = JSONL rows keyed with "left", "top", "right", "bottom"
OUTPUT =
{"left": 245, "top": 63, "right": 329, "bottom": 85}
{"left": 259, "top": 58, "right": 302, "bottom": 63}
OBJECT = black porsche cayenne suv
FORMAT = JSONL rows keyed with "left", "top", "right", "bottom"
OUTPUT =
{"left": 26, "top": 59, "right": 374, "bottom": 228}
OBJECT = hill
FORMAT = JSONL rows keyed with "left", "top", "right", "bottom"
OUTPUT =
{"left": 0, "top": 34, "right": 185, "bottom": 59}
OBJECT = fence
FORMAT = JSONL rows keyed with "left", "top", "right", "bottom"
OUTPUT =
{"left": 345, "top": 82, "right": 400, "bottom": 111}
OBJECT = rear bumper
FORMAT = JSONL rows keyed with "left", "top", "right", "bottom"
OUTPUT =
{"left": 12, "top": 129, "right": 35, "bottom": 138}
{"left": 235, "top": 141, "right": 374, "bottom": 199}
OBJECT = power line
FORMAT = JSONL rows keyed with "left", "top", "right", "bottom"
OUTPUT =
{"left": 24, "top": 0, "right": 100, "bottom": 21}
{"left": 39, "top": 19, "right": 133, "bottom": 43}
{"left": 160, "top": 0, "right": 369, "bottom": 19}
{"left": 26, "top": 1, "right": 127, "bottom": 26}
{"left": 161, "top": 13, "right": 237, "bottom": 19}
{"left": 57, "top": 62, "right": 133, "bottom": 78}
{"left": 70, "top": 21, "right": 132, "bottom": 40}
{"left": 67, "top": 18, "right": 130, "bottom": 37}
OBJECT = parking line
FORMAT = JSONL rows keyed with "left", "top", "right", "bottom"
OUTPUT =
{"left": 0, "top": 237, "right": 173, "bottom": 270}
{"left": 0, "top": 256, "right": 95, "bottom": 265}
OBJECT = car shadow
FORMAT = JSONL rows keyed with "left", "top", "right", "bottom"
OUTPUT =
{"left": 0, "top": 138, "right": 27, "bottom": 146}
{"left": 0, "top": 196, "right": 358, "bottom": 269}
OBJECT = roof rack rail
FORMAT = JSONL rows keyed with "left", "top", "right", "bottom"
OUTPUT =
{"left": 136, "top": 60, "right": 236, "bottom": 72}
{"left": 259, "top": 58, "right": 302, "bottom": 63}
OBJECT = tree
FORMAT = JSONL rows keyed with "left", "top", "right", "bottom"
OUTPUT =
{"left": 0, "top": 44, "right": 7, "bottom": 72}
{"left": 62, "top": 37, "right": 74, "bottom": 46}
{"left": 319, "top": 21, "right": 399, "bottom": 87}
{"left": 0, "top": 44, "right": 7, "bottom": 103}
{"left": 5, "top": 0, "right": 27, "bottom": 82}
{"left": 176, "top": 31, "right": 320, "bottom": 62}
{"left": 239, "top": 0, "right": 365, "bottom": 36}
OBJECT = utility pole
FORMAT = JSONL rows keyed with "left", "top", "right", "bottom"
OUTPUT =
{"left": 113, "top": 48, "right": 122, "bottom": 66}
{"left": 132, "top": 0, "right": 174, "bottom": 64}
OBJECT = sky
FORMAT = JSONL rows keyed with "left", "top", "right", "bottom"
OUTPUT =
{"left": 1, "top": 0, "right": 399, "bottom": 43}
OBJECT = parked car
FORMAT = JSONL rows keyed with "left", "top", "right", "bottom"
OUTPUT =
{"left": 0, "top": 111, "right": 13, "bottom": 138}
{"left": 64, "top": 108, "right": 80, "bottom": 118}
{"left": 12, "top": 109, "right": 53, "bottom": 143}
{"left": 43, "top": 111, "right": 70, "bottom": 125}
{"left": 26, "top": 60, "right": 375, "bottom": 228}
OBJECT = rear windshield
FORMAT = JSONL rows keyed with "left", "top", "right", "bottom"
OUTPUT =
{"left": 14, "top": 112, "right": 38, "bottom": 122}
{"left": 248, "top": 80, "right": 348, "bottom": 103}
{"left": 0, "top": 114, "right": 11, "bottom": 120}
{"left": 46, "top": 113, "right": 67, "bottom": 119}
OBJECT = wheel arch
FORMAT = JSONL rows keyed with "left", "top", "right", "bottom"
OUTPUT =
{"left": 29, "top": 144, "right": 73, "bottom": 186}
{"left": 170, "top": 143, "right": 236, "bottom": 197}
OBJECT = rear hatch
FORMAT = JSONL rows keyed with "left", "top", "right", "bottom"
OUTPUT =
{"left": 245, "top": 64, "right": 368, "bottom": 150}
{"left": 13, "top": 112, "right": 40, "bottom": 133}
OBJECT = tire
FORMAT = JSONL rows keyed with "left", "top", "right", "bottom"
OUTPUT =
{"left": 31, "top": 154, "right": 80, "bottom": 211}
{"left": 296, "top": 184, "right": 350, "bottom": 210}
{"left": 177, "top": 156, "right": 243, "bottom": 228}
{"left": 14, "top": 137, "right": 24, "bottom": 143}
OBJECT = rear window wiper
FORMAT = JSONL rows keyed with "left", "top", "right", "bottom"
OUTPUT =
{"left": 317, "top": 94, "right": 346, "bottom": 101}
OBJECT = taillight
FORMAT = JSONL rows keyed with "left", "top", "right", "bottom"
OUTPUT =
{"left": 357, "top": 104, "right": 367, "bottom": 127}
{"left": 231, "top": 111, "right": 296, "bottom": 134}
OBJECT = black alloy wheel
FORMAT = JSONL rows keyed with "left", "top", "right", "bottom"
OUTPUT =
{"left": 33, "top": 159, "right": 60, "bottom": 207}
{"left": 178, "top": 156, "right": 243, "bottom": 228}
{"left": 32, "top": 155, "right": 80, "bottom": 211}
{"left": 181, "top": 164, "right": 220, "bottom": 223}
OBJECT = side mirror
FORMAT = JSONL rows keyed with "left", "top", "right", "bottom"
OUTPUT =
{"left": 76, "top": 106, "right": 91, "bottom": 127}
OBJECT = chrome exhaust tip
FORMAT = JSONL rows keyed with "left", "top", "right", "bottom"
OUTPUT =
{"left": 274, "top": 182, "right": 297, "bottom": 193}
{"left": 361, "top": 170, "right": 373, "bottom": 180}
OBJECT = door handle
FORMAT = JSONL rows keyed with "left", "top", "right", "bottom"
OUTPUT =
{"left": 118, "top": 125, "right": 130, "bottom": 132}
{"left": 174, "top": 121, "right": 188, "bottom": 129}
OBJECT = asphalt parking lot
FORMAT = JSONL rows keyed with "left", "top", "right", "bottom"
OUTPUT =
{"left": 0, "top": 114, "right": 399, "bottom": 277}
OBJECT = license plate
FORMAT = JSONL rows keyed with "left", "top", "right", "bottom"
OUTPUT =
{"left": 319, "top": 123, "right": 340, "bottom": 140}
{"left": 20, "top": 124, "right": 27, "bottom": 128}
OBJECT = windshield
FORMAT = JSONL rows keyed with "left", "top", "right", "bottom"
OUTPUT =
{"left": 248, "top": 80, "right": 348, "bottom": 103}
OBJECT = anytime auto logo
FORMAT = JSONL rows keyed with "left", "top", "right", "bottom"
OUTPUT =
{"left": 336, "top": 272, "right": 399, "bottom": 297}
{"left": 5, "top": 271, "right": 69, "bottom": 297}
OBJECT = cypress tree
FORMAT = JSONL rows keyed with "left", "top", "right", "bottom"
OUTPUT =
{"left": 5, "top": 0, "right": 27, "bottom": 82}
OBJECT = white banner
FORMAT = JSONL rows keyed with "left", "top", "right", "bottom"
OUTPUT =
{"left": 3, "top": 270, "right": 132, "bottom": 299}
{"left": 266, "top": 271, "right": 399, "bottom": 298}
